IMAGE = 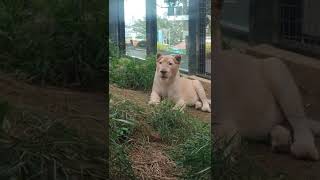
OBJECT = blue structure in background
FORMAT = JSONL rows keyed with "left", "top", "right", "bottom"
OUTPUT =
{"left": 157, "top": 30, "right": 164, "bottom": 43}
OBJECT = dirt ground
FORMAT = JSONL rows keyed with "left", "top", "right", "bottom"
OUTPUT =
{"left": 0, "top": 72, "right": 106, "bottom": 143}
{"left": 109, "top": 84, "right": 211, "bottom": 179}
{"left": 129, "top": 142, "right": 180, "bottom": 180}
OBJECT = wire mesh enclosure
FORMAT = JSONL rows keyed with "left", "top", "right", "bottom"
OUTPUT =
{"left": 190, "top": 0, "right": 211, "bottom": 79}
{"left": 198, "top": 0, "right": 207, "bottom": 75}
{"left": 205, "top": 0, "right": 211, "bottom": 76}
{"left": 279, "top": 0, "right": 320, "bottom": 55}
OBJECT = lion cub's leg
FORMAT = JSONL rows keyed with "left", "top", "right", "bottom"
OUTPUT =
{"left": 270, "top": 125, "right": 292, "bottom": 153}
{"left": 192, "top": 80, "right": 211, "bottom": 112}
{"left": 148, "top": 91, "right": 161, "bottom": 105}
{"left": 263, "top": 58, "right": 319, "bottom": 160}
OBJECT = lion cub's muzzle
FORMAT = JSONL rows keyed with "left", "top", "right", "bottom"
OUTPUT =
{"left": 159, "top": 69, "right": 169, "bottom": 79}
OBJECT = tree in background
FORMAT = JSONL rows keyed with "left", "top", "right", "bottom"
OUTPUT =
{"left": 130, "top": 16, "right": 186, "bottom": 45}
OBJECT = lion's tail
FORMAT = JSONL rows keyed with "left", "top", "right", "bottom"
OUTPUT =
{"left": 307, "top": 118, "right": 320, "bottom": 136}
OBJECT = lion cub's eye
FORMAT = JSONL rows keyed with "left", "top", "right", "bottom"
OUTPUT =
{"left": 168, "top": 62, "right": 173, "bottom": 65}
{"left": 159, "top": 62, "right": 162, "bottom": 64}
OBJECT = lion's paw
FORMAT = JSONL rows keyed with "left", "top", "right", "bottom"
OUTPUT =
{"left": 148, "top": 101, "right": 159, "bottom": 106}
{"left": 201, "top": 104, "right": 211, "bottom": 113}
{"left": 291, "top": 140, "right": 319, "bottom": 161}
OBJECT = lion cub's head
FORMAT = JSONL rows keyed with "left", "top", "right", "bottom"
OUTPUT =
{"left": 156, "top": 53, "right": 182, "bottom": 81}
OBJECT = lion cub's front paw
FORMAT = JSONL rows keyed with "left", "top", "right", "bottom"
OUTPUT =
{"left": 148, "top": 100, "right": 160, "bottom": 106}
{"left": 291, "top": 140, "right": 319, "bottom": 161}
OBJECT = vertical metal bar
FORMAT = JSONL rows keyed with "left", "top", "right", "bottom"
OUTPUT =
{"left": 199, "top": 0, "right": 206, "bottom": 75}
{"left": 109, "top": 0, "right": 119, "bottom": 45}
{"left": 146, "top": 0, "right": 157, "bottom": 56}
{"left": 118, "top": 0, "right": 125, "bottom": 54}
{"left": 248, "top": 0, "right": 256, "bottom": 44}
{"left": 272, "top": 0, "right": 280, "bottom": 44}
{"left": 188, "top": 0, "right": 198, "bottom": 74}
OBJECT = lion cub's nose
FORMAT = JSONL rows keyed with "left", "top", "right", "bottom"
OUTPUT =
{"left": 160, "top": 70, "right": 167, "bottom": 74}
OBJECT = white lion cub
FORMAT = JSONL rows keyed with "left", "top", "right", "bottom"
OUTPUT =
{"left": 148, "top": 53, "right": 211, "bottom": 112}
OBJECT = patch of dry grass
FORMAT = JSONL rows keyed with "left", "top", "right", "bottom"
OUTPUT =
{"left": 0, "top": 101, "right": 107, "bottom": 180}
{"left": 129, "top": 142, "right": 180, "bottom": 180}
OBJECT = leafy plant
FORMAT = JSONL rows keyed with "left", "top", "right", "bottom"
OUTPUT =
{"left": 157, "top": 42, "right": 169, "bottom": 52}
{"left": 109, "top": 94, "right": 144, "bottom": 179}
{"left": 109, "top": 55, "right": 156, "bottom": 91}
{"left": 0, "top": 0, "right": 107, "bottom": 88}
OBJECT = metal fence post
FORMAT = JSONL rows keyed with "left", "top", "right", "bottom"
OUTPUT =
{"left": 199, "top": 0, "right": 207, "bottom": 75}
{"left": 146, "top": 0, "right": 157, "bottom": 56}
{"left": 188, "top": 0, "right": 198, "bottom": 75}
{"left": 118, "top": 0, "right": 125, "bottom": 54}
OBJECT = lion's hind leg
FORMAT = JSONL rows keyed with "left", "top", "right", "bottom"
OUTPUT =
{"left": 263, "top": 57, "right": 319, "bottom": 160}
{"left": 192, "top": 80, "right": 211, "bottom": 112}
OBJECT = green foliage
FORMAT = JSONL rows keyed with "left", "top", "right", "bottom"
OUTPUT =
{"left": 148, "top": 100, "right": 211, "bottom": 179}
{"left": 130, "top": 16, "right": 187, "bottom": 46}
{"left": 206, "top": 42, "right": 211, "bottom": 55}
{"left": 157, "top": 17, "right": 187, "bottom": 45}
{"left": 130, "top": 19, "right": 146, "bottom": 40}
{"left": 108, "top": 95, "right": 212, "bottom": 179}
{"left": 0, "top": 0, "right": 107, "bottom": 88}
{"left": 0, "top": 107, "right": 107, "bottom": 180}
{"left": 109, "top": 94, "right": 142, "bottom": 179}
{"left": 170, "top": 125, "right": 211, "bottom": 179}
{"left": 109, "top": 94, "right": 144, "bottom": 143}
{"left": 109, "top": 39, "right": 120, "bottom": 60}
{"left": 109, "top": 55, "right": 156, "bottom": 91}
{"left": 157, "top": 42, "right": 169, "bottom": 52}
{"left": 148, "top": 100, "right": 202, "bottom": 144}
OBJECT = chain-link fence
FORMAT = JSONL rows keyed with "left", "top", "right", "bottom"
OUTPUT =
{"left": 279, "top": 0, "right": 320, "bottom": 55}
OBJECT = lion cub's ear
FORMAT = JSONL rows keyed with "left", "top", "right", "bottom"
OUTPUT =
{"left": 157, "top": 53, "right": 162, "bottom": 60}
{"left": 174, "top": 54, "right": 182, "bottom": 64}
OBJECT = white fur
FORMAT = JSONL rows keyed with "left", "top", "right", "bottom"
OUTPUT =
{"left": 148, "top": 55, "right": 211, "bottom": 112}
